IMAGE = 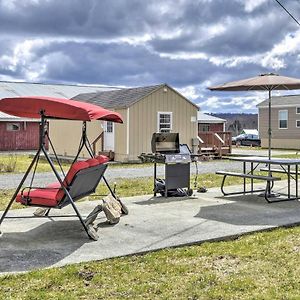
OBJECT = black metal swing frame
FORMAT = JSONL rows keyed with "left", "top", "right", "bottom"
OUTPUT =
{"left": 0, "top": 111, "right": 126, "bottom": 240}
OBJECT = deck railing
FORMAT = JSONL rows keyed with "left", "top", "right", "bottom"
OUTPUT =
{"left": 91, "top": 132, "right": 104, "bottom": 155}
{"left": 198, "top": 131, "right": 232, "bottom": 157}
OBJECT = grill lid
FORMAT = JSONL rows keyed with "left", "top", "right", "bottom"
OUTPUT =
{"left": 151, "top": 132, "right": 179, "bottom": 153}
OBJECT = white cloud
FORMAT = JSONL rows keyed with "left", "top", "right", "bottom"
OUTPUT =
{"left": 177, "top": 85, "right": 199, "bottom": 100}
{"left": 199, "top": 93, "right": 267, "bottom": 113}
{"left": 0, "top": 39, "right": 45, "bottom": 72}
{"left": 159, "top": 51, "right": 207, "bottom": 60}
{"left": 1, "top": 0, "right": 43, "bottom": 10}
{"left": 261, "top": 56, "right": 286, "bottom": 70}
{"left": 200, "top": 96, "right": 221, "bottom": 109}
{"left": 240, "top": 0, "right": 268, "bottom": 13}
{"left": 0, "top": 0, "right": 300, "bottom": 114}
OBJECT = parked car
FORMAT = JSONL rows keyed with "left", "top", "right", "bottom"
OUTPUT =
{"left": 232, "top": 133, "right": 261, "bottom": 146}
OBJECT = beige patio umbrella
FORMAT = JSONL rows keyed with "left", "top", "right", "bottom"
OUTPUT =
{"left": 208, "top": 73, "right": 300, "bottom": 159}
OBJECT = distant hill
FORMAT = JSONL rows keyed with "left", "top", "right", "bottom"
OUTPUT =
{"left": 211, "top": 113, "right": 258, "bottom": 136}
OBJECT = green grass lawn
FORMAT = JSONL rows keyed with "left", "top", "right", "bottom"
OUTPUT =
{"left": 1, "top": 226, "right": 300, "bottom": 299}
{"left": 0, "top": 154, "right": 71, "bottom": 173}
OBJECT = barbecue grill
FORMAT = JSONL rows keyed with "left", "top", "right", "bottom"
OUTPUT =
{"left": 139, "top": 133, "right": 197, "bottom": 197}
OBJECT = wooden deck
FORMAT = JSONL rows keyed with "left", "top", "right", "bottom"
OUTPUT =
{"left": 198, "top": 131, "right": 232, "bottom": 158}
{"left": 91, "top": 132, "right": 115, "bottom": 160}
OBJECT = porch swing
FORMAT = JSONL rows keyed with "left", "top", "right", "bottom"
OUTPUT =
{"left": 0, "top": 96, "right": 127, "bottom": 240}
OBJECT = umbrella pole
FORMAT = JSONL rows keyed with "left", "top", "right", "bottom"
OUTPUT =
{"left": 267, "top": 89, "right": 274, "bottom": 196}
{"left": 268, "top": 89, "right": 272, "bottom": 161}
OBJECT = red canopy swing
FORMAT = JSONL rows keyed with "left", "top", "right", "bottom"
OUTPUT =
{"left": 0, "top": 96, "right": 127, "bottom": 240}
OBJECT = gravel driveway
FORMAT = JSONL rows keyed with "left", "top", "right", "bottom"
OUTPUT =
{"left": 0, "top": 160, "right": 242, "bottom": 189}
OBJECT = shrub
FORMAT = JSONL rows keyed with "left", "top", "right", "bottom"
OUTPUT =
{"left": 0, "top": 155, "right": 17, "bottom": 173}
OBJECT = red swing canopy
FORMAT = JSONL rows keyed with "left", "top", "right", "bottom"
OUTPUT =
{"left": 0, "top": 96, "right": 123, "bottom": 123}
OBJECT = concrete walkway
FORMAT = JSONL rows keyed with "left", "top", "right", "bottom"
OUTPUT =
{"left": 1, "top": 181, "right": 300, "bottom": 274}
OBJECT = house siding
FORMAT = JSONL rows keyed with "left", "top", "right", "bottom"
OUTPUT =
{"left": 114, "top": 108, "right": 128, "bottom": 161}
{"left": 198, "top": 123, "right": 224, "bottom": 132}
{"left": 48, "top": 120, "right": 103, "bottom": 158}
{"left": 259, "top": 106, "right": 300, "bottom": 149}
{"left": 127, "top": 86, "right": 198, "bottom": 161}
{"left": 0, "top": 121, "right": 40, "bottom": 151}
{"left": 262, "top": 138, "right": 300, "bottom": 149}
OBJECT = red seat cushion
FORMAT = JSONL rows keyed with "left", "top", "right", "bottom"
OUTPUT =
{"left": 16, "top": 188, "right": 61, "bottom": 207}
{"left": 46, "top": 182, "right": 61, "bottom": 189}
{"left": 16, "top": 160, "right": 91, "bottom": 207}
{"left": 64, "top": 161, "right": 90, "bottom": 185}
{"left": 86, "top": 158, "right": 99, "bottom": 167}
{"left": 15, "top": 157, "right": 107, "bottom": 207}
{"left": 95, "top": 155, "right": 109, "bottom": 164}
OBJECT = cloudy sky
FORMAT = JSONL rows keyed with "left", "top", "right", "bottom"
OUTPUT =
{"left": 0, "top": 0, "right": 300, "bottom": 113}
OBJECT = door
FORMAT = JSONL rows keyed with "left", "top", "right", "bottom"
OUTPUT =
{"left": 103, "top": 121, "right": 114, "bottom": 151}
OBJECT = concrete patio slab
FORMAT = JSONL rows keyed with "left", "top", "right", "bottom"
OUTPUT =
{"left": 1, "top": 182, "right": 300, "bottom": 274}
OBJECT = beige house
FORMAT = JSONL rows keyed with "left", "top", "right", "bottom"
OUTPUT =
{"left": 53, "top": 84, "right": 198, "bottom": 162}
{"left": 257, "top": 95, "right": 300, "bottom": 149}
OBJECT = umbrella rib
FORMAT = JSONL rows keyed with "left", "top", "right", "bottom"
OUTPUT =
{"left": 248, "top": 85, "right": 269, "bottom": 91}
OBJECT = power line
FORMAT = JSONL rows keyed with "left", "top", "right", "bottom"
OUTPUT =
{"left": 274, "top": 0, "right": 300, "bottom": 27}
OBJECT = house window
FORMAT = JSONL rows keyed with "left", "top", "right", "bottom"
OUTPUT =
{"left": 296, "top": 107, "right": 300, "bottom": 114}
{"left": 158, "top": 112, "right": 172, "bottom": 133}
{"left": 106, "top": 121, "right": 113, "bottom": 133}
{"left": 199, "top": 124, "right": 210, "bottom": 132}
{"left": 296, "top": 120, "right": 300, "bottom": 128}
{"left": 6, "top": 123, "right": 20, "bottom": 131}
{"left": 278, "top": 110, "right": 288, "bottom": 129}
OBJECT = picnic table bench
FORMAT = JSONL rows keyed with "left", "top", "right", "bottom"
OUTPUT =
{"left": 260, "top": 167, "right": 300, "bottom": 175}
{"left": 216, "top": 171, "right": 281, "bottom": 201}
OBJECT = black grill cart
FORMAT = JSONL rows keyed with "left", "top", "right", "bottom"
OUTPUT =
{"left": 140, "top": 133, "right": 194, "bottom": 197}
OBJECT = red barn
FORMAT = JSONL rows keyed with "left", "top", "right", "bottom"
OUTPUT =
{"left": 0, "top": 112, "right": 40, "bottom": 151}
{"left": 197, "top": 112, "right": 226, "bottom": 132}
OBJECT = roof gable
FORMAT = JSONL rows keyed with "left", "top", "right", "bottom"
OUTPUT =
{"left": 73, "top": 84, "right": 199, "bottom": 110}
{"left": 257, "top": 94, "right": 300, "bottom": 108}
{"left": 241, "top": 129, "right": 258, "bottom": 135}
{"left": 72, "top": 84, "right": 163, "bottom": 109}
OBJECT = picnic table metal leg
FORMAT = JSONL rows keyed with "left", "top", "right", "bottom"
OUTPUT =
{"left": 296, "top": 164, "right": 298, "bottom": 199}
{"left": 265, "top": 181, "right": 270, "bottom": 202}
{"left": 220, "top": 175, "right": 228, "bottom": 196}
{"left": 250, "top": 162, "right": 254, "bottom": 192}
{"left": 154, "top": 162, "right": 157, "bottom": 197}
{"left": 243, "top": 162, "right": 246, "bottom": 193}
{"left": 219, "top": 173, "right": 267, "bottom": 196}
{"left": 288, "top": 165, "right": 291, "bottom": 199}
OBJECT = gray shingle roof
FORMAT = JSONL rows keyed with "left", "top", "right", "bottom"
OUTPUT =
{"left": 0, "top": 81, "right": 115, "bottom": 99}
{"left": 0, "top": 111, "right": 38, "bottom": 122}
{"left": 197, "top": 111, "right": 226, "bottom": 123}
{"left": 72, "top": 84, "right": 164, "bottom": 109}
{"left": 257, "top": 94, "right": 300, "bottom": 107}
